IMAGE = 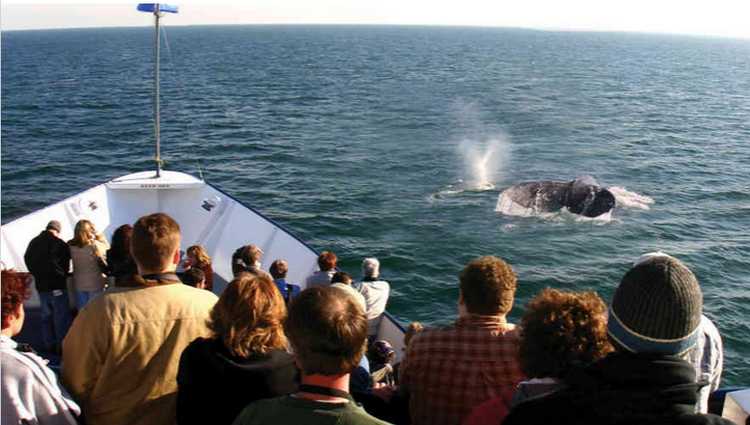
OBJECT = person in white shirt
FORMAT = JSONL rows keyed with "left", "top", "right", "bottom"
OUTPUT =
{"left": 1, "top": 270, "right": 80, "bottom": 425}
{"left": 305, "top": 251, "right": 338, "bottom": 287}
{"left": 355, "top": 258, "right": 390, "bottom": 338}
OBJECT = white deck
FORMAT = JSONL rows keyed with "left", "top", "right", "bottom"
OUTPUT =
{"left": 0, "top": 170, "right": 406, "bottom": 360}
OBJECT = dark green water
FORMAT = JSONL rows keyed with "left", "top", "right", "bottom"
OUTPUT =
{"left": 2, "top": 26, "right": 749, "bottom": 385}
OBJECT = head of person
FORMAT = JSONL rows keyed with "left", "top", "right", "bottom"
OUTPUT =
{"left": 285, "top": 286, "right": 367, "bottom": 376}
{"left": 608, "top": 253, "right": 703, "bottom": 356}
{"left": 131, "top": 213, "right": 181, "bottom": 275}
{"left": 186, "top": 245, "right": 211, "bottom": 267}
{"left": 209, "top": 272, "right": 287, "bottom": 358}
{"left": 183, "top": 268, "right": 206, "bottom": 289}
{"left": 231, "top": 245, "right": 263, "bottom": 276}
{"left": 269, "top": 259, "right": 289, "bottom": 280}
{"left": 110, "top": 224, "right": 134, "bottom": 258}
{"left": 368, "top": 340, "right": 396, "bottom": 366}
{"left": 317, "top": 251, "right": 337, "bottom": 272}
{"left": 519, "top": 288, "right": 612, "bottom": 379}
{"left": 362, "top": 257, "right": 380, "bottom": 280}
{"left": 69, "top": 219, "right": 96, "bottom": 247}
{"left": 459, "top": 256, "right": 517, "bottom": 316}
{"left": 404, "top": 321, "right": 424, "bottom": 347}
{"left": 331, "top": 271, "right": 352, "bottom": 285}
{"left": 45, "top": 220, "right": 62, "bottom": 237}
{"left": 1, "top": 270, "right": 31, "bottom": 337}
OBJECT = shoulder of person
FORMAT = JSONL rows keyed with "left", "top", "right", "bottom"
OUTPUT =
{"left": 231, "top": 396, "right": 286, "bottom": 425}
{"left": 169, "top": 283, "right": 219, "bottom": 304}
{"left": 1, "top": 345, "right": 60, "bottom": 390}
{"left": 342, "top": 401, "right": 393, "bottom": 425}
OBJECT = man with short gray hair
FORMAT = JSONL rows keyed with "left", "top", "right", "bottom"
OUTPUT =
{"left": 356, "top": 257, "right": 390, "bottom": 338}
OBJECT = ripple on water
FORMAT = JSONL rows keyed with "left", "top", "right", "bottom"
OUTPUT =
{"left": 2, "top": 26, "right": 750, "bottom": 385}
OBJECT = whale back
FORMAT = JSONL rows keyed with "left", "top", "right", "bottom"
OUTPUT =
{"left": 502, "top": 181, "right": 568, "bottom": 212}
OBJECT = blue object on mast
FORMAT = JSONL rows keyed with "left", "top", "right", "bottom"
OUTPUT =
{"left": 137, "top": 4, "right": 179, "bottom": 13}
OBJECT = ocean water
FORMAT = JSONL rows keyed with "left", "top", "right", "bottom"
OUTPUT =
{"left": 2, "top": 26, "right": 749, "bottom": 385}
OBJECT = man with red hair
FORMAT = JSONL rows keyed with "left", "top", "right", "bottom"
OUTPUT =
{"left": 305, "top": 251, "right": 338, "bottom": 287}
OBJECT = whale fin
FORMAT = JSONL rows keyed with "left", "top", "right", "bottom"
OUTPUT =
{"left": 572, "top": 175, "right": 599, "bottom": 187}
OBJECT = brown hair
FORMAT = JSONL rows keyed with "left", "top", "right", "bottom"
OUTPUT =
{"left": 110, "top": 224, "right": 133, "bottom": 260}
{"left": 331, "top": 271, "right": 352, "bottom": 285}
{"left": 1, "top": 270, "right": 31, "bottom": 329}
{"left": 231, "top": 245, "right": 263, "bottom": 276}
{"left": 68, "top": 219, "right": 95, "bottom": 248}
{"left": 209, "top": 273, "right": 288, "bottom": 358}
{"left": 317, "top": 251, "right": 337, "bottom": 271}
{"left": 187, "top": 245, "right": 211, "bottom": 267}
{"left": 183, "top": 268, "right": 206, "bottom": 287}
{"left": 131, "top": 213, "right": 180, "bottom": 272}
{"left": 285, "top": 286, "right": 367, "bottom": 375}
{"left": 404, "top": 321, "right": 424, "bottom": 347}
{"left": 519, "top": 288, "right": 612, "bottom": 378}
{"left": 269, "top": 259, "right": 288, "bottom": 279}
{"left": 459, "top": 256, "right": 517, "bottom": 315}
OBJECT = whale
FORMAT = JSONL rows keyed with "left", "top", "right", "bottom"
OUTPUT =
{"left": 496, "top": 176, "right": 616, "bottom": 218}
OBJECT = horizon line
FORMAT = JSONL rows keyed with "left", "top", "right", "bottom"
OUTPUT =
{"left": 3, "top": 22, "right": 750, "bottom": 42}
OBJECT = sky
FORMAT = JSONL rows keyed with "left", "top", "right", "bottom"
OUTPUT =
{"left": 2, "top": 1, "right": 750, "bottom": 40}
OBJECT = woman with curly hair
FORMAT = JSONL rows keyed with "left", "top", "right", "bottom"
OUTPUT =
{"left": 463, "top": 288, "right": 611, "bottom": 425}
{"left": 184, "top": 245, "right": 214, "bottom": 291}
{"left": 176, "top": 272, "right": 298, "bottom": 425}
{"left": 1, "top": 270, "right": 81, "bottom": 424}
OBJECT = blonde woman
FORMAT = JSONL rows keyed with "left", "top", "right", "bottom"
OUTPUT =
{"left": 68, "top": 220, "right": 109, "bottom": 309}
{"left": 176, "top": 273, "right": 298, "bottom": 425}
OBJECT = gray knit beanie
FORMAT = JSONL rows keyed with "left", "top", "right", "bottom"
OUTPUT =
{"left": 608, "top": 253, "right": 702, "bottom": 355}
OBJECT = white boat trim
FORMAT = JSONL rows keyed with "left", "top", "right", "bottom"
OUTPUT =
{"left": 1, "top": 170, "right": 407, "bottom": 361}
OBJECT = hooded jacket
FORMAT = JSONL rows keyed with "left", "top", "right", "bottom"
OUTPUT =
{"left": 503, "top": 352, "right": 734, "bottom": 425}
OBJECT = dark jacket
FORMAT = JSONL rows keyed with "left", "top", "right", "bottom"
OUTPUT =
{"left": 176, "top": 337, "right": 299, "bottom": 425}
{"left": 503, "top": 352, "right": 735, "bottom": 425}
{"left": 23, "top": 230, "right": 71, "bottom": 292}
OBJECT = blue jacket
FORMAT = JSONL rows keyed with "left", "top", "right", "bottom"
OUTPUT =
{"left": 273, "top": 279, "right": 301, "bottom": 303}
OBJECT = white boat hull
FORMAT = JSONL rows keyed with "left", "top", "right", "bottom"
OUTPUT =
{"left": 1, "top": 170, "right": 406, "bottom": 360}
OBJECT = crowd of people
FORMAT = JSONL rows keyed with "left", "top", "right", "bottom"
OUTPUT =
{"left": 0, "top": 213, "right": 739, "bottom": 425}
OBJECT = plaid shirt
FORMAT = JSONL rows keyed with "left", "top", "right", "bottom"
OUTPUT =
{"left": 400, "top": 314, "right": 525, "bottom": 425}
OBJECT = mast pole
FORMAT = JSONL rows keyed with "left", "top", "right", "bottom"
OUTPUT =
{"left": 153, "top": 4, "right": 162, "bottom": 177}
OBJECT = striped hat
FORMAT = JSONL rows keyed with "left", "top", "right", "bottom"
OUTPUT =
{"left": 608, "top": 253, "right": 702, "bottom": 355}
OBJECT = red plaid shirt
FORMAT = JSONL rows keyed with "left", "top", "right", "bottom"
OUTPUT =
{"left": 400, "top": 314, "right": 525, "bottom": 425}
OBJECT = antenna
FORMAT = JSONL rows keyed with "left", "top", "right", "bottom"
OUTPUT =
{"left": 137, "top": 4, "right": 178, "bottom": 177}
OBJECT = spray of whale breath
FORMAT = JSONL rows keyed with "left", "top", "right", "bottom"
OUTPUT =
{"left": 458, "top": 136, "right": 511, "bottom": 191}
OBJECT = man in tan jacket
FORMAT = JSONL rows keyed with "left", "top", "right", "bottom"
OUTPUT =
{"left": 62, "top": 213, "right": 218, "bottom": 425}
